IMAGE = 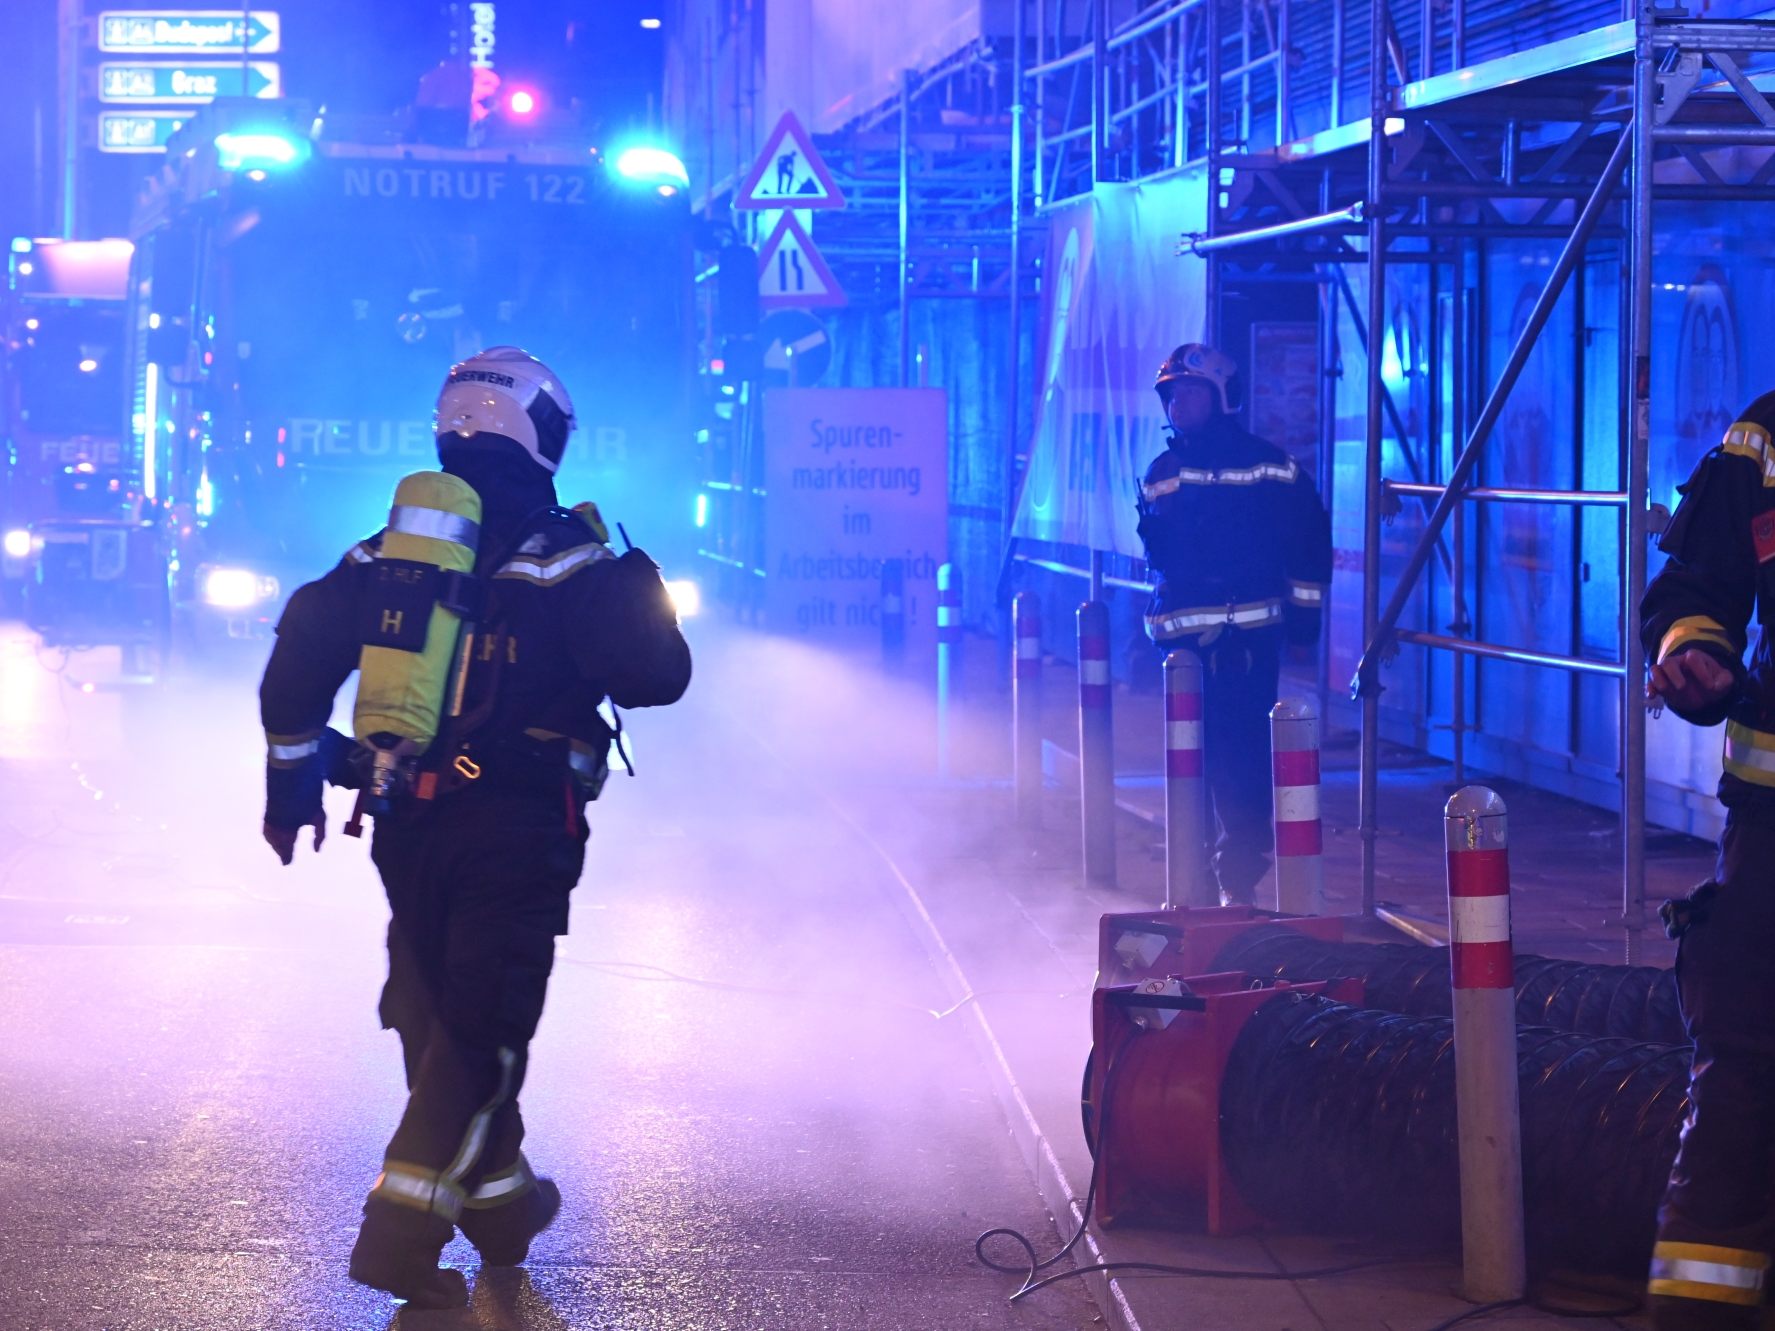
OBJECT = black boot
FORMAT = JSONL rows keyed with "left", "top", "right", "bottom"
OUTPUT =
{"left": 1649, "top": 1294, "right": 1760, "bottom": 1330}
{"left": 347, "top": 1198, "right": 469, "bottom": 1309}
{"left": 458, "top": 1178, "right": 561, "bottom": 1266}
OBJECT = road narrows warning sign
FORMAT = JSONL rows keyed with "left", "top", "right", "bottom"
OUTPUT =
{"left": 736, "top": 111, "right": 845, "bottom": 211}
{"left": 757, "top": 214, "right": 847, "bottom": 310}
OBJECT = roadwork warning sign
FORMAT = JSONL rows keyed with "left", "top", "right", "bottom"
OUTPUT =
{"left": 736, "top": 111, "right": 845, "bottom": 210}
{"left": 756, "top": 214, "right": 846, "bottom": 310}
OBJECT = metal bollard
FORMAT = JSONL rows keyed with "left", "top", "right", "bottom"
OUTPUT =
{"left": 936, "top": 563, "right": 961, "bottom": 777}
{"left": 1445, "top": 786, "right": 1527, "bottom": 1304}
{"left": 1163, "top": 650, "right": 1211, "bottom": 908}
{"left": 1078, "top": 601, "right": 1116, "bottom": 888}
{"left": 1270, "top": 698, "right": 1326, "bottom": 916}
{"left": 1012, "top": 592, "right": 1043, "bottom": 826}
{"left": 881, "top": 558, "right": 906, "bottom": 670}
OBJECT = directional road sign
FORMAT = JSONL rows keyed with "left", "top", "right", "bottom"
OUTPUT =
{"left": 97, "top": 111, "right": 191, "bottom": 154}
{"left": 736, "top": 111, "right": 845, "bottom": 211}
{"left": 759, "top": 309, "right": 832, "bottom": 386}
{"left": 99, "top": 61, "right": 281, "bottom": 104}
{"left": 97, "top": 11, "right": 281, "bottom": 55}
{"left": 756, "top": 214, "right": 847, "bottom": 310}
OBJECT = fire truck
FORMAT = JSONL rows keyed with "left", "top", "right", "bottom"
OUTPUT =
{"left": 123, "top": 98, "right": 696, "bottom": 653}
{"left": 0, "top": 236, "right": 170, "bottom": 662}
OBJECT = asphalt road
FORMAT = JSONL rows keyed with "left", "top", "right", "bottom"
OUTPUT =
{"left": 0, "top": 623, "right": 1098, "bottom": 1331}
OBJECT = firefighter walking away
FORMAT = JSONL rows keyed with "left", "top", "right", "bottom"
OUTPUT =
{"left": 1642, "top": 390, "right": 1775, "bottom": 1328}
{"left": 258, "top": 346, "right": 692, "bottom": 1307}
{"left": 1135, "top": 342, "right": 1331, "bottom": 905}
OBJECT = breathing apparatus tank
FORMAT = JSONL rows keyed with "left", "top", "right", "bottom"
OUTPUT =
{"left": 347, "top": 471, "right": 483, "bottom": 831}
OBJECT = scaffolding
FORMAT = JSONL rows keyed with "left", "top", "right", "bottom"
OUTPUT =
{"left": 676, "top": 10, "right": 1037, "bottom": 620}
{"left": 667, "top": 5, "right": 1775, "bottom": 960}
{"left": 1008, "top": 0, "right": 1775, "bottom": 962}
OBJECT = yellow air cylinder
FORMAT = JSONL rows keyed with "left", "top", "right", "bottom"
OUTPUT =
{"left": 353, "top": 471, "right": 483, "bottom": 755}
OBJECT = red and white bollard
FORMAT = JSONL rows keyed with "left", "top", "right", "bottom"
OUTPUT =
{"left": 1163, "top": 650, "right": 1211, "bottom": 908}
{"left": 936, "top": 563, "right": 961, "bottom": 777}
{"left": 1269, "top": 698, "right": 1325, "bottom": 916}
{"left": 1077, "top": 600, "right": 1116, "bottom": 888}
{"left": 1445, "top": 785, "right": 1526, "bottom": 1304}
{"left": 1012, "top": 593, "right": 1042, "bottom": 827}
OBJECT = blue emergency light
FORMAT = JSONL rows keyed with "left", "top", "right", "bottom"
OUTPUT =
{"left": 614, "top": 147, "right": 689, "bottom": 191}
{"left": 214, "top": 130, "right": 310, "bottom": 173}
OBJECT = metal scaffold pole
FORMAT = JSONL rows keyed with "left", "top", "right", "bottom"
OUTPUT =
{"left": 1092, "top": 0, "right": 1110, "bottom": 184}
{"left": 1354, "top": 124, "right": 1630, "bottom": 918}
{"left": 1009, "top": 0, "right": 1026, "bottom": 543}
{"left": 1359, "top": 0, "right": 1390, "bottom": 916}
{"left": 1204, "top": 0, "right": 1223, "bottom": 345}
{"left": 899, "top": 68, "right": 913, "bottom": 388}
{"left": 1623, "top": 2, "right": 1654, "bottom": 965}
{"left": 59, "top": 0, "right": 81, "bottom": 236}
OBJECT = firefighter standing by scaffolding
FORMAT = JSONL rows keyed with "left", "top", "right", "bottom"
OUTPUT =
{"left": 258, "top": 347, "right": 692, "bottom": 1308}
{"left": 1642, "top": 392, "right": 1775, "bottom": 1328}
{"left": 1135, "top": 343, "right": 1331, "bottom": 906}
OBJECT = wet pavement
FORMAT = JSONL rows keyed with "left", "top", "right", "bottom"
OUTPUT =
{"left": 0, "top": 623, "right": 1099, "bottom": 1331}
{"left": 0, "top": 611, "right": 1716, "bottom": 1330}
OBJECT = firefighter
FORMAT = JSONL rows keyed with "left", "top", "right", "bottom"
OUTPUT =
{"left": 1135, "top": 343, "right": 1331, "bottom": 905}
{"left": 1641, "top": 392, "right": 1775, "bottom": 1328}
{"left": 258, "top": 346, "right": 692, "bottom": 1308}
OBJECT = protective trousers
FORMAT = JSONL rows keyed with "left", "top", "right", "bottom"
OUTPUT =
{"left": 1651, "top": 798, "right": 1775, "bottom": 1328}
{"left": 366, "top": 788, "right": 585, "bottom": 1228}
{"left": 1196, "top": 632, "right": 1280, "bottom": 903}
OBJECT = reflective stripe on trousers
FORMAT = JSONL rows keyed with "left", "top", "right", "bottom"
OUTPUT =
{"left": 1650, "top": 1241, "right": 1768, "bottom": 1307}
{"left": 372, "top": 1161, "right": 467, "bottom": 1221}
{"left": 464, "top": 1154, "right": 537, "bottom": 1210}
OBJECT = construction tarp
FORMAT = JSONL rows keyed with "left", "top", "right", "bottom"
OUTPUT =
{"left": 1011, "top": 172, "right": 1209, "bottom": 556}
{"left": 767, "top": 0, "right": 999, "bottom": 132}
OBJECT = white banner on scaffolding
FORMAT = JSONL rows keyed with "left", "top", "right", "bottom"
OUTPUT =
{"left": 1011, "top": 171, "right": 1209, "bottom": 557}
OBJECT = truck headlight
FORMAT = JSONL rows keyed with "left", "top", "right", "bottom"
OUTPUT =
{"left": 664, "top": 578, "right": 700, "bottom": 619}
{"left": 3, "top": 529, "right": 31, "bottom": 561}
{"left": 202, "top": 566, "right": 279, "bottom": 609}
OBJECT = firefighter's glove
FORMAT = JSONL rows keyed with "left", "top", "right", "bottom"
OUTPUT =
{"left": 1648, "top": 648, "right": 1735, "bottom": 713}
{"left": 1659, "top": 881, "right": 1717, "bottom": 941}
{"left": 263, "top": 812, "right": 326, "bottom": 867}
{"left": 263, "top": 728, "right": 349, "bottom": 862}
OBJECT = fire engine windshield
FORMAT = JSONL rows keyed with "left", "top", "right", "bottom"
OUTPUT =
{"left": 9, "top": 304, "right": 126, "bottom": 440}
{"left": 195, "top": 158, "right": 690, "bottom": 571}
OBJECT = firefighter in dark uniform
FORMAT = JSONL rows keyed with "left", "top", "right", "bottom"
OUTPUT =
{"left": 259, "top": 347, "right": 691, "bottom": 1308}
{"left": 1136, "top": 343, "right": 1331, "bottom": 905}
{"left": 1641, "top": 391, "right": 1775, "bottom": 1327}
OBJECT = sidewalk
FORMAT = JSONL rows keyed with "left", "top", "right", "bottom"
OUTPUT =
{"left": 812, "top": 632, "right": 1717, "bottom": 1331}
{"left": 1039, "top": 655, "right": 1705, "bottom": 967}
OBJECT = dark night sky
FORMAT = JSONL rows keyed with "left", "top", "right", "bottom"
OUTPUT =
{"left": 1, "top": 0, "right": 669, "bottom": 242}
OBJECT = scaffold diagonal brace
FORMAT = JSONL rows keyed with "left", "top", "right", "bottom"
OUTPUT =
{"left": 1706, "top": 48, "right": 1775, "bottom": 128}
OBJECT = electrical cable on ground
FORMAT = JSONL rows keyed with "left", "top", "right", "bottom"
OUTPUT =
{"left": 1422, "top": 1282, "right": 1642, "bottom": 1330}
{"left": 974, "top": 1043, "right": 1440, "bottom": 1304}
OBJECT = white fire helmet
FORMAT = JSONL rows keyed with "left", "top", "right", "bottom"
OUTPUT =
{"left": 434, "top": 346, "right": 577, "bottom": 474}
{"left": 1153, "top": 342, "right": 1238, "bottom": 414}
